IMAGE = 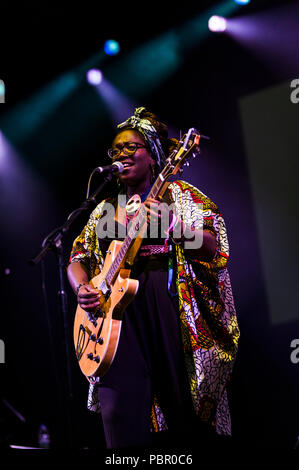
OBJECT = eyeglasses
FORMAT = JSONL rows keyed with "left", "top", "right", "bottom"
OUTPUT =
{"left": 107, "top": 142, "right": 148, "bottom": 159}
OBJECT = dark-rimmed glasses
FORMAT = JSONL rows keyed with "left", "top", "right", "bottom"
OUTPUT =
{"left": 107, "top": 142, "right": 148, "bottom": 159}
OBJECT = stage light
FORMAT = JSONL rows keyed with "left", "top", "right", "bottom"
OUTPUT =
{"left": 104, "top": 39, "right": 120, "bottom": 56}
{"left": 234, "top": 0, "right": 250, "bottom": 4}
{"left": 86, "top": 69, "right": 103, "bottom": 85}
{"left": 208, "top": 16, "right": 227, "bottom": 33}
{"left": 95, "top": 77, "right": 136, "bottom": 122}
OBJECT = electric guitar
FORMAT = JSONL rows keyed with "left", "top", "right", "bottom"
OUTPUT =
{"left": 73, "top": 128, "right": 201, "bottom": 382}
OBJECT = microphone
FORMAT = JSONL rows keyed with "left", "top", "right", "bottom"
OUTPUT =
{"left": 95, "top": 161, "right": 124, "bottom": 174}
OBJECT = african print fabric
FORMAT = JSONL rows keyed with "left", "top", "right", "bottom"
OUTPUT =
{"left": 69, "top": 180, "right": 240, "bottom": 435}
{"left": 117, "top": 107, "right": 166, "bottom": 169}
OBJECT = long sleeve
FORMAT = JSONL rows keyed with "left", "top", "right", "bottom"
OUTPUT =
{"left": 167, "top": 180, "right": 240, "bottom": 435}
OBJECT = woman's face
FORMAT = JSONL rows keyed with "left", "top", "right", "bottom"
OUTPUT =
{"left": 111, "top": 129, "right": 155, "bottom": 187}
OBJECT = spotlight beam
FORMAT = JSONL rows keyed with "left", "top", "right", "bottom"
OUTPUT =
{"left": 101, "top": 1, "right": 240, "bottom": 99}
{"left": 0, "top": 50, "right": 106, "bottom": 144}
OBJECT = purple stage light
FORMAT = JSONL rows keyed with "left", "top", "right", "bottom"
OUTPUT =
{"left": 0, "top": 132, "right": 59, "bottom": 239}
{"left": 227, "top": 4, "right": 299, "bottom": 76}
{"left": 0, "top": 130, "right": 5, "bottom": 163}
{"left": 86, "top": 69, "right": 103, "bottom": 85}
{"left": 208, "top": 16, "right": 227, "bottom": 33}
{"left": 93, "top": 76, "right": 135, "bottom": 123}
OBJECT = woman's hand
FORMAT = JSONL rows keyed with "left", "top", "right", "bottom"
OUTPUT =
{"left": 67, "top": 262, "right": 102, "bottom": 312}
{"left": 143, "top": 197, "right": 216, "bottom": 260}
{"left": 77, "top": 284, "right": 101, "bottom": 312}
{"left": 143, "top": 197, "right": 174, "bottom": 236}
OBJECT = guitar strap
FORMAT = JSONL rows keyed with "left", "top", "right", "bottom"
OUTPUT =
{"left": 160, "top": 183, "right": 178, "bottom": 297}
{"left": 114, "top": 197, "right": 126, "bottom": 232}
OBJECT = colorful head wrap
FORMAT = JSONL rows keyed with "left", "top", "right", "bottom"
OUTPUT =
{"left": 117, "top": 107, "right": 166, "bottom": 169}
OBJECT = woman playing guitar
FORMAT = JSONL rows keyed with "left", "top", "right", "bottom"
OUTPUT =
{"left": 67, "top": 107, "right": 240, "bottom": 450}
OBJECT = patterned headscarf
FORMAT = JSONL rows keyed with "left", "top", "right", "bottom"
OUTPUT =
{"left": 117, "top": 107, "right": 166, "bottom": 169}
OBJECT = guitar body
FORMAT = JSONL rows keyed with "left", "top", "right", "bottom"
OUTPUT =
{"left": 73, "top": 239, "right": 139, "bottom": 380}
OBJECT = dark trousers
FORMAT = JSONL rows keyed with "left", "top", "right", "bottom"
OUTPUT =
{"left": 97, "top": 264, "right": 199, "bottom": 449}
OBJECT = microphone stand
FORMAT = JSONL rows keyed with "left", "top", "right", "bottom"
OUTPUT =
{"left": 29, "top": 173, "right": 113, "bottom": 449}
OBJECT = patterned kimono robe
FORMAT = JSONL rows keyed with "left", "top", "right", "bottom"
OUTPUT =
{"left": 69, "top": 180, "right": 240, "bottom": 436}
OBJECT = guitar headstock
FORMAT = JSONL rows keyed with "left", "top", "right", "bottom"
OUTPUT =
{"left": 160, "top": 128, "right": 202, "bottom": 181}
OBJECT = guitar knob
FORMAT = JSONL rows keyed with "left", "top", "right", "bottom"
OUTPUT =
{"left": 97, "top": 337, "right": 104, "bottom": 345}
{"left": 93, "top": 355, "right": 100, "bottom": 363}
{"left": 87, "top": 353, "right": 94, "bottom": 360}
{"left": 89, "top": 334, "right": 96, "bottom": 342}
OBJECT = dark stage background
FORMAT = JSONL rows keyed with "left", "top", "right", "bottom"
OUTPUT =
{"left": 0, "top": 0, "right": 298, "bottom": 454}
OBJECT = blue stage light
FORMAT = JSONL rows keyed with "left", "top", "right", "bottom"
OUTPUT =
{"left": 104, "top": 39, "right": 120, "bottom": 56}
{"left": 234, "top": 0, "right": 250, "bottom": 4}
